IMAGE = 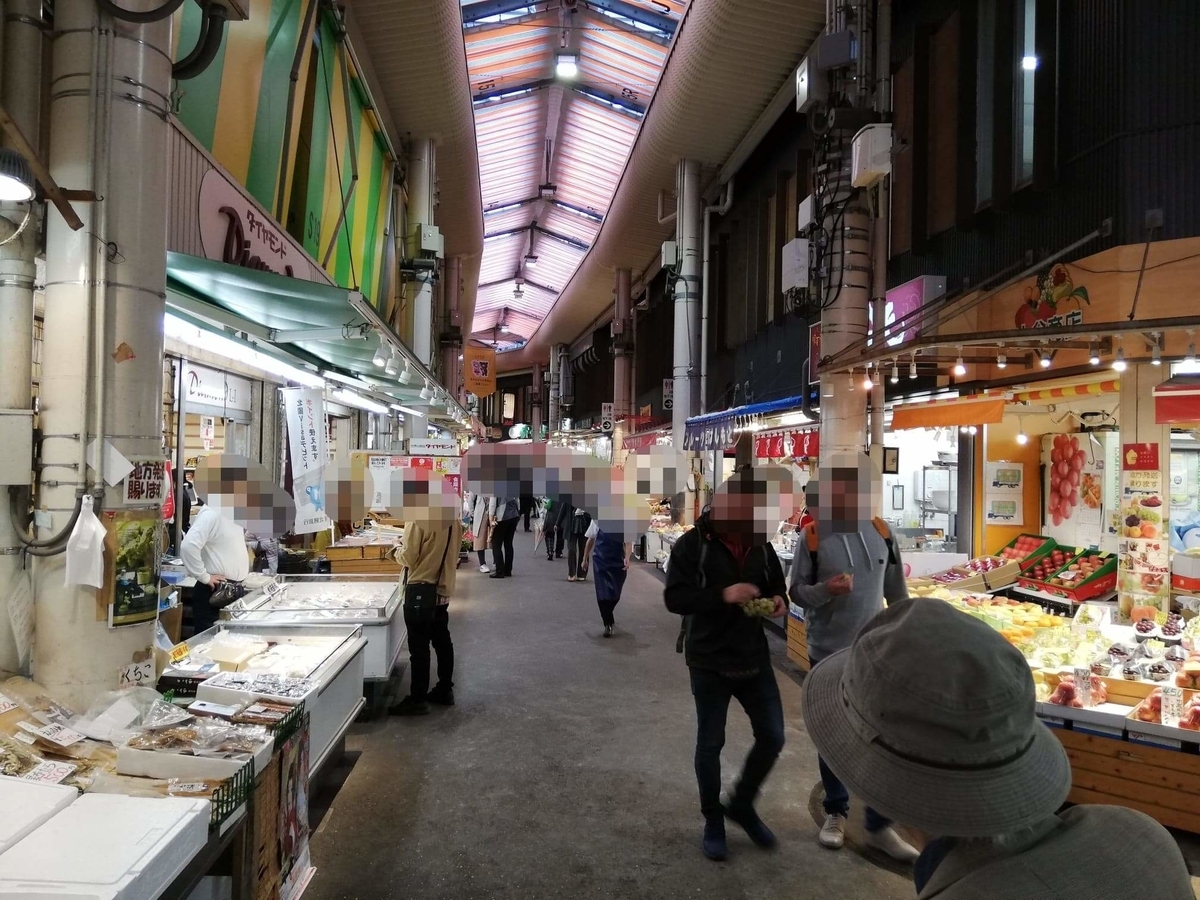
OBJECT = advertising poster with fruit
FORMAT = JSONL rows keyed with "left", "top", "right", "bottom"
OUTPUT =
{"left": 984, "top": 462, "right": 1023, "bottom": 525}
{"left": 1118, "top": 443, "right": 1170, "bottom": 619}
{"left": 1042, "top": 434, "right": 1105, "bottom": 548}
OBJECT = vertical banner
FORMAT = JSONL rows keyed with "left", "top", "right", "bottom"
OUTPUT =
{"left": 1117, "top": 443, "right": 1169, "bottom": 621}
{"left": 463, "top": 346, "right": 497, "bottom": 397}
{"left": 283, "top": 388, "right": 331, "bottom": 534}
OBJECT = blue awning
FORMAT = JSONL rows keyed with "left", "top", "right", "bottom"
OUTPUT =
{"left": 683, "top": 395, "right": 813, "bottom": 451}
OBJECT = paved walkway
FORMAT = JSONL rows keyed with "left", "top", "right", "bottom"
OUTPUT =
{"left": 306, "top": 538, "right": 913, "bottom": 900}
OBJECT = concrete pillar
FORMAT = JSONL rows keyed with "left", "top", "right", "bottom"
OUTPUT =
{"left": 612, "top": 268, "right": 632, "bottom": 464}
{"left": 0, "top": 0, "right": 45, "bottom": 672}
{"left": 531, "top": 363, "right": 543, "bottom": 440}
{"left": 548, "top": 343, "right": 562, "bottom": 439}
{"left": 672, "top": 160, "right": 701, "bottom": 452}
{"left": 37, "top": 0, "right": 172, "bottom": 707}
{"left": 443, "top": 255, "right": 462, "bottom": 403}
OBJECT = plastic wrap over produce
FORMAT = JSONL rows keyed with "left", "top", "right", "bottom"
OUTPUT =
{"left": 194, "top": 454, "right": 294, "bottom": 535}
{"left": 323, "top": 463, "right": 461, "bottom": 526}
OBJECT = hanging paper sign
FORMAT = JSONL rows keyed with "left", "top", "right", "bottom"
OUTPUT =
{"left": 200, "top": 416, "right": 216, "bottom": 451}
{"left": 1118, "top": 443, "right": 1168, "bottom": 618}
{"left": 123, "top": 459, "right": 167, "bottom": 506}
{"left": 162, "top": 461, "right": 175, "bottom": 521}
{"left": 464, "top": 346, "right": 497, "bottom": 397}
{"left": 282, "top": 388, "right": 331, "bottom": 534}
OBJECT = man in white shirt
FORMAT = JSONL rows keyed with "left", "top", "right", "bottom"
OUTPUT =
{"left": 181, "top": 505, "right": 250, "bottom": 634}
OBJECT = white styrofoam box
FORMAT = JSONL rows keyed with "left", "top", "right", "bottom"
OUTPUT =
{"left": 0, "top": 776, "right": 78, "bottom": 856}
{"left": 0, "top": 794, "right": 209, "bottom": 899}
{"left": 851, "top": 123, "right": 893, "bottom": 188}
{"left": 117, "top": 738, "right": 270, "bottom": 781}
{"left": 781, "top": 238, "right": 811, "bottom": 292}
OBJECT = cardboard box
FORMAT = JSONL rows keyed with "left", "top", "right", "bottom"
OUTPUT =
{"left": 998, "top": 534, "right": 1058, "bottom": 571}
{"left": 1018, "top": 550, "right": 1117, "bottom": 603}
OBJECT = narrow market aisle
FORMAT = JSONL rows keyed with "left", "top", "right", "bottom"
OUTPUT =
{"left": 306, "top": 543, "right": 911, "bottom": 900}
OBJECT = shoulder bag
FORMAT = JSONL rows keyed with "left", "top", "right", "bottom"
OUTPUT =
{"left": 403, "top": 527, "right": 452, "bottom": 626}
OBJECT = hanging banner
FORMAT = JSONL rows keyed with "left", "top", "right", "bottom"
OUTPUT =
{"left": 283, "top": 388, "right": 331, "bottom": 534}
{"left": 753, "top": 430, "right": 820, "bottom": 460}
{"left": 464, "top": 346, "right": 497, "bottom": 397}
{"left": 1117, "top": 443, "right": 1169, "bottom": 621}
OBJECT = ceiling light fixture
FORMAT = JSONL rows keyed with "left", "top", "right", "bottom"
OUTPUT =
{"left": 848, "top": 369, "right": 856, "bottom": 391}
{"left": 1151, "top": 333, "right": 1162, "bottom": 366}
{"left": 1112, "top": 341, "right": 1127, "bottom": 373}
{"left": 331, "top": 389, "right": 388, "bottom": 415}
{"left": 1039, "top": 347, "right": 1052, "bottom": 368}
{"left": 996, "top": 352, "right": 1007, "bottom": 369}
{"left": 0, "top": 149, "right": 35, "bottom": 202}
{"left": 419, "top": 381, "right": 433, "bottom": 401}
{"left": 555, "top": 53, "right": 578, "bottom": 79}
{"left": 952, "top": 346, "right": 966, "bottom": 377}
{"left": 523, "top": 253, "right": 538, "bottom": 269}
{"left": 1016, "top": 429, "right": 1029, "bottom": 445}
{"left": 1088, "top": 338, "right": 1100, "bottom": 366}
{"left": 384, "top": 346, "right": 400, "bottom": 377}
{"left": 890, "top": 362, "right": 899, "bottom": 384}
{"left": 399, "top": 362, "right": 414, "bottom": 385}
{"left": 872, "top": 367, "right": 882, "bottom": 387}
{"left": 1021, "top": 55, "right": 1039, "bottom": 70}
{"left": 371, "top": 335, "right": 388, "bottom": 367}
{"left": 862, "top": 367, "right": 874, "bottom": 391}
{"left": 909, "top": 353, "right": 918, "bottom": 380}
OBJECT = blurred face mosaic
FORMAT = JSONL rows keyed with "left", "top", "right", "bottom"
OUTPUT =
{"left": 323, "top": 462, "right": 461, "bottom": 526}
{"left": 710, "top": 466, "right": 799, "bottom": 544}
{"left": 193, "top": 455, "right": 293, "bottom": 535}
{"left": 811, "top": 451, "right": 880, "bottom": 533}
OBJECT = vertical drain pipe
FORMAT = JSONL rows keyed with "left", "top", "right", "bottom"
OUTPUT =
{"left": 38, "top": 0, "right": 172, "bottom": 708}
{"left": 0, "top": 0, "right": 45, "bottom": 672}
{"left": 547, "top": 343, "right": 561, "bottom": 440}
{"left": 672, "top": 159, "right": 701, "bottom": 452}
{"left": 869, "top": 0, "right": 892, "bottom": 454}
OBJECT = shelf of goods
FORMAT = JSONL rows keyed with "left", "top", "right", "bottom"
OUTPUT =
{"left": 159, "top": 624, "right": 367, "bottom": 778}
{"left": 324, "top": 527, "right": 403, "bottom": 575}
{"left": 0, "top": 674, "right": 314, "bottom": 899}
{"left": 224, "top": 576, "right": 404, "bottom": 683}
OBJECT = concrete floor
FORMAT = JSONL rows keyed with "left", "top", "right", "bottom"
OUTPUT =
{"left": 305, "top": 544, "right": 913, "bottom": 900}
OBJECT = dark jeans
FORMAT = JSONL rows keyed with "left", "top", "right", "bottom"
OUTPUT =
{"left": 810, "top": 653, "right": 890, "bottom": 832}
{"left": 189, "top": 582, "right": 218, "bottom": 636}
{"left": 405, "top": 602, "right": 453, "bottom": 701}
{"left": 567, "top": 534, "right": 588, "bottom": 578}
{"left": 491, "top": 518, "right": 518, "bottom": 575}
{"left": 547, "top": 526, "right": 564, "bottom": 559}
{"left": 689, "top": 666, "right": 785, "bottom": 819}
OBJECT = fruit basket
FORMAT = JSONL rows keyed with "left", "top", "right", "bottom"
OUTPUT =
{"left": 1018, "top": 549, "right": 1117, "bottom": 603}
{"left": 998, "top": 534, "right": 1058, "bottom": 572}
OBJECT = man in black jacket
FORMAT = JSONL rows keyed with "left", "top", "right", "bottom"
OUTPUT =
{"left": 548, "top": 495, "right": 573, "bottom": 560}
{"left": 664, "top": 469, "right": 788, "bottom": 862}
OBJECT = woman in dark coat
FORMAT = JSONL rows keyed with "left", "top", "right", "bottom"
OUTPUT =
{"left": 583, "top": 520, "right": 632, "bottom": 636}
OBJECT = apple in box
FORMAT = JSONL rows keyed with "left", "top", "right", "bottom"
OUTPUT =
{"left": 965, "top": 557, "right": 1005, "bottom": 573}
{"left": 1000, "top": 535, "right": 1045, "bottom": 562}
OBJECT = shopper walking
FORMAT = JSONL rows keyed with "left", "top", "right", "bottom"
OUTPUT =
{"left": 803, "top": 599, "right": 1194, "bottom": 899}
{"left": 567, "top": 507, "right": 592, "bottom": 582}
{"left": 664, "top": 469, "right": 788, "bottom": 861}
{"left": 391, "top": 513, "right": 463, "bottom": 716}
{"left": 489, "top": 495, "right": 520, "bottom": 578}
{"left": 788, "top": 457, "right": 917, "bottom": 861}
{"left": 583, "top": 519, "right": 631, "bottom": 636}
{"left": 470, "top": 492, "right": 493, "bottom": 573}
{"left": 519, "top": 493, "right": 536, "bottom": 532}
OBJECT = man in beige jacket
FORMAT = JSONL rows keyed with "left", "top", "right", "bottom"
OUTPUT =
{"left": 391, "top": 504, "right": 463, "bottom": 717}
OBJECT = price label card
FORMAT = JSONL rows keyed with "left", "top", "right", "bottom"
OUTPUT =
{"left": 1162, "top": 685, "right": 1185, "bottom": 728}
{"left": 0, "top": 693, "right": 16, "bottom": 716}
{"left": 13, "top": 732, "right": 35, "bottom": 745}
{"left": 169, "top": 643, "right": 191, "bottom": 664}
{"left": 19, "top": 720, "right": 85, "bottom": 747}
{"left": 22, "top": 761, "right": 77, "bottom": 785}
{"left": 1073, "top": 668, "right": 1093, "bottom": 707}
{"left": 118, "top": 659, "right": 155, "bottom": 688}
{"left": 264, "top": 579, "right": 283, "bottom": 598}
{"left": 171, "top": 782, "right": 210, "bottom": 795}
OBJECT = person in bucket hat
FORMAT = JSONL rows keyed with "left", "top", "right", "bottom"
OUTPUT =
{"left": 802, "top": 598, "right": 1193, "bottom": 899}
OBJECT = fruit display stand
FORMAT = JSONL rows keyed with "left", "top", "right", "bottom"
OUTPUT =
{"left": 1016, "top": 549, "right": 1118, "bottom": 603}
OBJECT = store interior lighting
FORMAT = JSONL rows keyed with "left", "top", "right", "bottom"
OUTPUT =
{"left": 372, "top": 335, "right": 389, "bottom": 367}
{"left": 384, "top": 346, "right": 400, "bottom": 376}
{"left": 862, "top": 368, "right": 873, "bottom": 391}
{"left": 419, "top": 381, "right": 433, "bottom": 401}
{"left": 1021, "top": 55, "right": 1039, "bottom": 70}
{"left": 164, "top": 314, "right": 325, "bottom": 388}
{"left": 1112, "top": 342, "right": 1128, "bottom": 373}
{"left": 555, "top": 53, "right": 578, "bottom": 79}
{"left": 331, "top": 389, "right": 388, "bottom": 415}
{"left": 848, "top": 369, "right": 856, "bottom": 391}
{"left": 1151, "top": 333, "right": 1162, "bottom": 366}
{"left": 1016, "top": 429, "right": 1029, "bottom": 445}
{"left": 0, "top": 149, "right": 35, "bottom": 202}
{"left": 1039, "top": 348, "right": 1052, "bottom": 368}
{"left": 777, "top": 410, "right": 812, "bottom": 426}
{"left": 1089, "top": 340, "right": 1100, "bottom": 365}
{"left": 871, "top": 367, "right": 881, "bottom": 388}
{"left": 523, "top": 253, "right": 538, "bottom": 269}
{"left": 890, "top": 362, "right": 899, "bottom": 384}
{"left": 952, "top": 347, "right": 966, "bottom": 377}
{"left": 909, "top": 354, "right": 918, "bottom": 379}
{"left": 399, "top": 362, "right": 414, "bottom": 385}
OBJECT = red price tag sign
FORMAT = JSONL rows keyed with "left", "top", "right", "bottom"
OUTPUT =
{"left": 1122, "top": 443, "right": 1160, "bottom": 471}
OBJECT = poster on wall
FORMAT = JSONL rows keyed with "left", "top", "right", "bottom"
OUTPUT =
{"left": 1117, "top": 443, "right": 1169, "bottom": 619}
{"left": 984, "top": 461, "right": 1024, "bottom": 525}
{"left": 278, "top": 724, "right": 312, "bottom": 900}
{"left": 1042, "top": 434, "right": 1106, "bottom": 549}
{"left": 282, "top": 388, "right": 331, "bottom": 534}
{"left": 101, "top": 510, "right": 161, "bottom": 628}
{"left": 200, "top": 416, "right": 215, "bottom": 451}
{"left": 123, "top": 459, "right": 167, "bottom": 507}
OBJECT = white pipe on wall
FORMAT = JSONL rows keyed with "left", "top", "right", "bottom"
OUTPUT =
{"left": 672, "top": 159, "right": 701, "bottom": 453}
{"left": 37, "top": 0, "right": 172, "bottom": 708}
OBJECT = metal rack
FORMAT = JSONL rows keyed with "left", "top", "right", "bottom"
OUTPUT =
{"left": 919, "top": 463, "right": 959, "bottom": 544}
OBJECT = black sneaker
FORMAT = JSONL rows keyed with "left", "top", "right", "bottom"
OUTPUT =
{"left": 389, "top": 697, "right": 430, "bottom": 717}
{"left": 427, "top": 685, "right": 455, "bottom": 706}
{"left": 723, "top": 801, "right": 777, "bottom": 849}
{"left": 603, "top": 625, "right": 614, "bottom": 638}
{"left": 702, "top": 817, "right": 727, "bottom": 861}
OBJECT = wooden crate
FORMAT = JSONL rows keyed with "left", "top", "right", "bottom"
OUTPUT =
{"left": 787, "top": 617, "right": 810, "bottom": 671}
{"left": 1054, "top": 728, "right": 1200, "bottom": 834}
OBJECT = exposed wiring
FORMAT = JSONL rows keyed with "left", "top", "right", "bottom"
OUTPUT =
{"left": 0, "top": 204, "right": 33, "bottom": 248}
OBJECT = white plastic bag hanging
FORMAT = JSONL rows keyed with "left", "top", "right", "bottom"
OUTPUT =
{"left": 64, "top": 495, "right": 107, "bottom": 588}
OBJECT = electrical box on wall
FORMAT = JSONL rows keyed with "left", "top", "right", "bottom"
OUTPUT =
{"left": 851, "top": 124, "right": 892, "bottom": 188}
{"left": 661, "top": 241, "right": 678, "bottom": 268}
{"left": 816, "top": 30, "right": 857, "bottom": 70}
{"left": 419, "top": 225, "right": 444, "bottom": 258}
{"left": 781, "top": 238, "right": 811, "bottom": 292}
{"left": 797, "top": 194, "right": 815, "bottom": 233}
{"left": 795, "top": 55, "right": 826, "bottom": 113}
{"left": 0, "top": 410, "right": 33, "bottom": 486}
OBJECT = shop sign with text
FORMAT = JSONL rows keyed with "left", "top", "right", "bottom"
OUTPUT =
{"left": 183, "top": 361, "right": 252, "bottom": 413}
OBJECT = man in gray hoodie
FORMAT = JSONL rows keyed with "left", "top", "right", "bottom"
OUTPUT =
{"left": 788, "top": 451, "right": 917, "bottom": 862}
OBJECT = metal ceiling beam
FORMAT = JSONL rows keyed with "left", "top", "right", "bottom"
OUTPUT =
{"left": 535, "top": 225, "right": 590, "bottom": 251}
{"left": 582, "top": 7, "right": 670, "bottom": 45}
{"left": 472, "top": 79, "right": 552, "bottom": 104}
{"left": 572, "top": 85, "right": 645, "bottom": 116}
{"left": 582, "top": 0, "right": 676, "bottom": 36}
{"left": 462, "top": 0, "right": 543, "bottom": 25}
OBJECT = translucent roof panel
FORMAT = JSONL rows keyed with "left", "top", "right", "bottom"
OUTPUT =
{"left": 461, "top": 3, "right": 671, "bottom": 345}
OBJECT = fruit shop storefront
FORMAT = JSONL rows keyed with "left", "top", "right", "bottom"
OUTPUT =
{"left": 795, "top": 238, "right": 1200, "bottom": 832}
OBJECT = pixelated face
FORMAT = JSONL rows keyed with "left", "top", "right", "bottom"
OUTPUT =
{"left": 816, "top": 451, "right": 880, "bottom": 533}
{"left": 710, "top": 466, "right": 798, "bottom": 544}
{"left": 193, "top": 454, "right": 292, "bottom": 535}
{"left": 463, "top": 444, "right": 680, "bottom": 541}
{"left": 323, "top": 461, "right": 460, "bottom": 526}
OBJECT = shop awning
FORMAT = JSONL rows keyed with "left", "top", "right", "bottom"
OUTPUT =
{"left": 1155, "top": 375, "right": 1200, "bottom": 424}
{"left": 754, "top": 428, "right": 819, "bottom": 460}
{"left": 166, "top": 252, "right": 465, "bottom": 420}
{"left": 683, "top": 395, "right": 813, "bottom": 451}
{"left": 890, "top": 396, "right": 1006, "bottom": 430}
{"left": 1011, "top": 379, "right": 1119, "bottom": 403}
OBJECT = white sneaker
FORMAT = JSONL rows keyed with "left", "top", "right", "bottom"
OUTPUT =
{"left": 818, "top": 813, "right": 846, "bottom": 849}
{"left": 479, "top": 564, "right": 491, "bottom": 573}
{"left": 865, "top": 826, "right": 920, "bottom": 863}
